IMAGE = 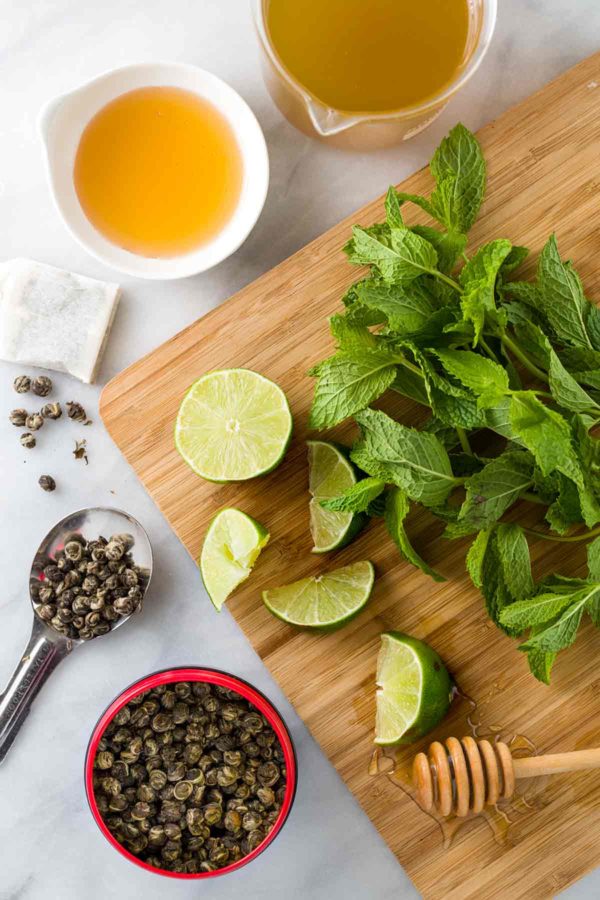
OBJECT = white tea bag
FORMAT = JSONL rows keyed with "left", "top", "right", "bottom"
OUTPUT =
{"left": 0, "top": 258, "right": 121, "bottom": 383}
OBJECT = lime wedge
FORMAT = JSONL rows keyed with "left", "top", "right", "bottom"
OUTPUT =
{"left": 175, "top": 369, "right": 293, "bottom": 482}
{"left": 375, "top": 632, "right": 453, "bottom": 746}
{"left": 200, "top": 508, "right": 270, "bottom": 611}
{"left": 263, "top": 560, "right": 374, "bottom": 630}
{"left": 308, "top": 440, "right": 365, "bottom": 553}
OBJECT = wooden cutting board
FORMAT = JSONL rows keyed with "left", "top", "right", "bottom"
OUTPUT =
{"left": 101, "top": 54, "right": 600, "bottom": 899}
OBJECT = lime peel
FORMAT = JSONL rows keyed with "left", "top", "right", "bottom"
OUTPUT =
{"left": 263, "top": 560, "right": 374, "bottom": 630}
{"left": 375, "top": 632, "right": 453, "bottom": 746}
{"left": 308, "top": 440, "right": 366, "bottom": 552}
{"left": 200, "top": 508, "right": 270, "bottom": 611}
{"left": 175, "top": 369, "right": 292, "bottom": 482}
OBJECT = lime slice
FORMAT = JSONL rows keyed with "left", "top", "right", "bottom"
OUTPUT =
{"left": 308, "top": 440, "right": 365, "bottom": 553}
{"left": 200, "top": 508, "right": 270, "bottom": 611}
{"left": 263, "top": 560, "right": 374, "bottom": 630}
{"left": 175, "top": 369, "right": 293, "bottom": 482}
{"left": 375, "top": 632, "right": 453, "bottom": 746}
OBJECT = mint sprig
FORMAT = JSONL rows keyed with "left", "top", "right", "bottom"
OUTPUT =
{"left": 308, "top": 124, "right": 600, "bottom": 683}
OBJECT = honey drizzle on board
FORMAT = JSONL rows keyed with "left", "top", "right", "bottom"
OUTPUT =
{"left": 265, "top": 0, "right": 471, "bottom": 113}
{"left": 369, "top": 687, "right": 550, "bottom": 850}
{"left": 74, "top": 87, "right": 244, "bottom": 259}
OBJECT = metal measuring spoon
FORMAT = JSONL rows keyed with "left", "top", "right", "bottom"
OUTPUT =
{"left": 0, "top": 507, "right": 152, "bottom": 764}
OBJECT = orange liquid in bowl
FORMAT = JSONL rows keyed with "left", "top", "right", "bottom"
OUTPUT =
{"left": 74, "top": 87, "right": 244, "bottom": 258}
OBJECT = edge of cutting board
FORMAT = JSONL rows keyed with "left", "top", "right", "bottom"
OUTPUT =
{"left": 100, "top": 52, "right": 600, "bottom": 900}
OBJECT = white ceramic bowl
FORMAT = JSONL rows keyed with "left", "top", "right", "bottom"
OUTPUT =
{"left": 39, "top": 63, "right": 270, "bottom": 280}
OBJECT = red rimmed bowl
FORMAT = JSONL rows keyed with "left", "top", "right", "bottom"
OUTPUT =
{"left": 85, "top": 666, "right": 297, "bottom": 879}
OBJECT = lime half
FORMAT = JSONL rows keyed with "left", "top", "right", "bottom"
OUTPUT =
{"left": 375, "top": 632, "right": 453, "bottom": 746}
{"left": 200, "top": 508, "right": 270, "bottom": 611}
{"left": 175, "top": 369, "right": 293, "bottom": 482}
{"left": 308, "top": 440, "right": 365, "bottom": 553}
{"left": 263, "top": 560, "right": 374, "bottom": 630}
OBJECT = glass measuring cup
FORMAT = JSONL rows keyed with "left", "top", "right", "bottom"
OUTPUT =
{"left": 252, "top": 0, "right": 497, "bottom": 150}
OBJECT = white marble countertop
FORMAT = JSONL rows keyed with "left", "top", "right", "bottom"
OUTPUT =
{"left": 1, "top": 1, "right": 599, "bottom": 897}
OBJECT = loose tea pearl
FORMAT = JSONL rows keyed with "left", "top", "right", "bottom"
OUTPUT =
{"left": 9, "top": 408, "right": 28, "bottom": 427}
{"left": 41, "top": 402, "right": 62, "bottom": 420}
{"left": 20, "top": 432, "right": 36, "bottom": 449}
{"left": 32, "top": 375, "right": 52, "bottom": 397}
{"left": 13, "top": 375, "right": 31, "bottom": 393}
{"left": 26, "top": 412, "right": 44, "bottom": 431}
{"left": 38, "top": 475, "right": 56, "bottom": 492}
{"left": 66, "top": 400, "right": 89, "bottom": 423}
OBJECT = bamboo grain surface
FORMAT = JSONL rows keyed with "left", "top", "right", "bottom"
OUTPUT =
{"left": 101, "top": 54, "right": 600, "bottom": 898}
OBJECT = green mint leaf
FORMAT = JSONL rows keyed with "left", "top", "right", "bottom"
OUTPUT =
{"left": 347, "top": 224, "right": 437, "bottom": 283}
{"left": 407, "top": 349, "right": 484, "bottom": 429}
{"left": 466, "top": 529, "right": 491, "bottom": 589}
{"left": 519, "top": 587, "right": 597, "bottom": 653}
{"left": 434, "top": 348, "right": 509, "bottom": 399}
{"left": 512, "top": 399, "right": 600, "bottom": 527}
{"left": 587, "top": 305, "right": 600, "bottom": 351}
{"left": 516, "top": 322, "right": 600, "bottom": 413}
{"left": 388, "top": 227, "right": 439, "bottom": 281}
{"left": 389, "top": 367, "right": 431, "bottom": 407}
{"left": 429, "top": 123, "right": 486, "bottom": 233}
{"left": 500, "top": 246, "right": 530, "bottom": 276}
{"left": 548, "top": 350, "right": 600, "bottom": 414}
{"left": 527, "top": 645, "right": 556, "bottom": 685}
{"left": 512, "top": 319, "right": 551, "bottom": 369}
{"left": 509, "top": 392, "right": 579, "bottom": 479}
{"left": 560, "top": 347, "right": 600, "bottom": 391}
{"left": 354, "top": 278, "right": 437, "bottom": 334}
{"left": 503, "top": 280, "right": 545, "bottom": 309}
{"left": 588, "top": 537, "right": 600, "bottom": 583}
{"left": 385, "top": 487, "right": 445, "bottom": 582}
{"left": 538, "top": 235, "right": 594, "bottom": 349}
{"left": 539, "top": 574, "right": 591, "bottom": 594}
{"left": 484, "top": 397, "right": 517, "bottom": 441}
{"left": 354, "top": 408, "right": 457, "bottom": 507}
{"left": 459, "top": 239, "right": 512, "bottom": 343}
{"left": 544, "top": 473, "right": 583, "bottom": 534}
{"left": 459, "top": 450, "right": 534, "bottom": 531}
{"left": 351, "top": 441, "right": 400, "bottom": 486}
{"left": 329, "top": 314, "right": 378, "bottom": 351}
{"left": 309, "top": 350, "right": 397, "bottom": 429}
{"left": 429, "top": 178, "right": 459, "bottom": 233}
{"left": 320, "top": 477, "right": 386, "bottom": 514}
{"left": 572, "top": 416, "right": 600, "bottom": 528}
{"left": 423, "top": 417, "right": 462, "bottom": 452}
{"left": 366, "top": 493, "right": 388, "bottom": 518}
{"left": 468, "top": 524, "right": 533, "bottom": 632}
{"left": 411, "top": 225, "right": 467, "bottom": 274}
{"left": 494, "top": 522, "right": 534, "bottom": 606}
{"left": 401, "top": 307, "right": 461, "bottom": 346}
{"left": 499, "top": 591, "right": 578, "bottom": 632}
{"left": 393, "top": 190, "right": 439, "bottom": 221}
{"left": 385, "top": 187, "right": 404, "bottom": 228}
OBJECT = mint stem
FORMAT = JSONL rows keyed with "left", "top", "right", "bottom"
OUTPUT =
{"left": 523, "top": 523, "right": 600, "bottom": 543}
{"left": 456, "top": 427, "right": 472, "bottom": 455}
{"left": 480, "top": 337, "right": 500, "bottom": 364}
{"left": 430, "top": 270, "right": 462, "bottom": 293}
{"left": 520, "top": 490, "right": 545, "bottom": 506}
{"left": 501, "top": 333, "right": 549, "bottom": 383}
{"left": 396, "top": 355, "right": 425, "bottom": 377}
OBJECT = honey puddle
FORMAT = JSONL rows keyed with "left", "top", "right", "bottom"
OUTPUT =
{"left": 369, "top": 687, "right": 550, "bottom": 850}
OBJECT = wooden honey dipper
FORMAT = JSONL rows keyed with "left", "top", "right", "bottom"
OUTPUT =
{"left": 412, "top": 736, "right": 600, "bottom": 817}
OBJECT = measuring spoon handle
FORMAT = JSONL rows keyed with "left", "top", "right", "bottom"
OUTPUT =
{"left": 0, "top": 616, "right": 72, "bottom": 764}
